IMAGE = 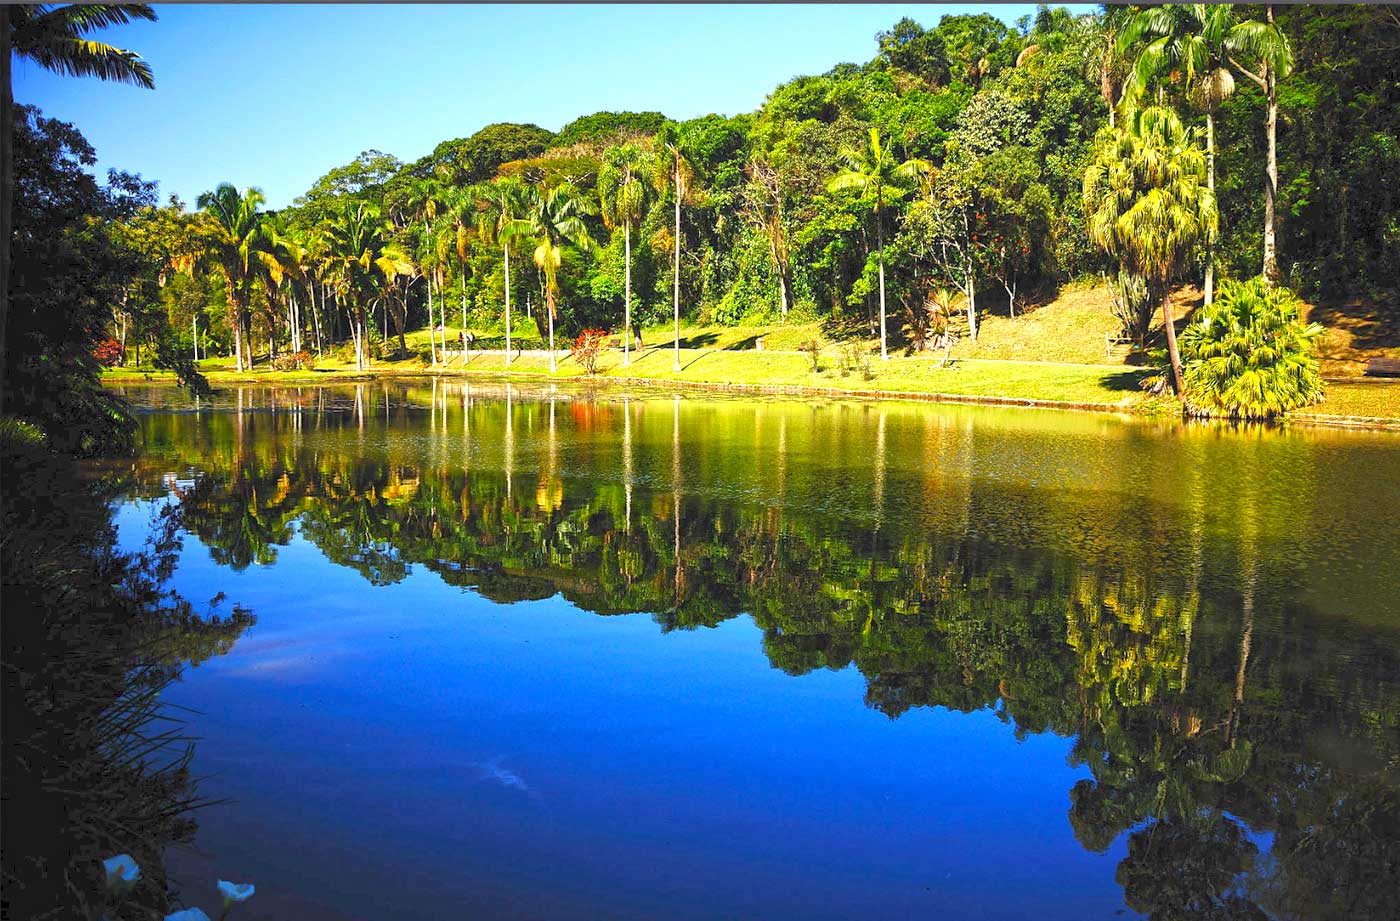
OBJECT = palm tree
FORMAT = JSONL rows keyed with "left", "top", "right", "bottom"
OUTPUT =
{"left": 1083, "top": 106, "right": 1218, "bottom": 398}
{"left": 445, "top": 185, "right": 477, "bottom": 330}
{"left": 598, "top": 143, "right": 660, "bottom": 367}
{"left": 1226, "top": 6, "right": 1291, "bottom": 284}
{"left": 827, "top": 128, "right": 925, "bottom": 361}
{"left": 656, "top": 125, "right": 694, "bottom": 373}
{"left": 394, "top": 178, "right": 448, "bottom": 365}
{"left": 2, "top": 3, "right": 156, "bottom": 383}
{"left": 516, "top": 183, "right": 597, "bottom": 373}
{"left": 475, "top": 179, "right": 529, "bottom": 365}
{"left": 1118, "top": 4, "right": 1289, "bottom": 301}
{"left": 322, "top": 201, "right": 406, "bottom": 371}
{"left": 195, "top": 183, "right": 270, "bottom": 372}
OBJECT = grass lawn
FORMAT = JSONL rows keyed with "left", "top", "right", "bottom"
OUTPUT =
{"left": 1297, "top": 381, "right": 1400, "bottom": 421}
{"left": 101, "top": 283, "right": 1400, "bottom": 425}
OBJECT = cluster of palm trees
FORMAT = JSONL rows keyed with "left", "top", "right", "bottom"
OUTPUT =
{"left": 173, "top": 133, "right": 705, "bottom": 374}
{"left": 1084, "top": 3, "right": 1292, "bottom": 397}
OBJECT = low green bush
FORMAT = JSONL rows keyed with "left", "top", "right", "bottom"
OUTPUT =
{"left": 1173, "top": 277, "right": 1325, "bottom": 420}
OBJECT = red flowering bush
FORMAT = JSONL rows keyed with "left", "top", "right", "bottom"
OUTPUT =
{"left": 565, "top": 330, "right": 610, "bottom": 372}
{"left": 93, "top": 338, "right": 125, "bottom": 367}
{"left": 271, "top": 351, "right": 313, "bottom": 371}
{"left": 569, "top": 328, "right": 609, "bottom": 374}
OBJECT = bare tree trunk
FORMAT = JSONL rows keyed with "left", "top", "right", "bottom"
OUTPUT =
{"left": 673, "top": 168, "right": 682, "bottom": 373}
{"left": 1161, "top": 289, "right": 1185, "bottom": 398}
{"left": 963, "top": 212, "right": 979, "bottom": 341}
{"left": 877, "top": 200, "right": 888, "bottom": 361}
{"left": 504, "top": 245, "right": 513, "bottom": 367}
{"left": 1205, "top": 111, "right": 1217, "bottom": 304}
{"left": 231, "top": 294, "right": 245, "bottom": 372}
{"left": 1263, "top": 10, "right": 1280, "bottom": 285}
{"left": 547, "top": 288, "right": 557, "bottom": 373}
{"left": 624, "top": 221, "right": 632, "bottom": 367}
{"left": 311, "top": 280, "right": 323, "bottom": 358}
{"left": 428, "top": 274, "right": 438, "bottom": 366}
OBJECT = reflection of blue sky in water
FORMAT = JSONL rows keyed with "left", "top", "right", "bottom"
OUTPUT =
{"left": 108, "top": 383, "right": 1400, "bottom": 920}
{"left": 114, "top": 508, "right": 1119, "bottom": 921}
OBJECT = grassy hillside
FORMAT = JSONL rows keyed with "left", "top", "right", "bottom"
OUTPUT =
{"left": 106, "top": 283, "right": 1400, "bottom": 423}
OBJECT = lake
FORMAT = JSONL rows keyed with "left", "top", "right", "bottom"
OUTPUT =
{"left": 106, "top": 380, "right": 1400, "bottom": 920}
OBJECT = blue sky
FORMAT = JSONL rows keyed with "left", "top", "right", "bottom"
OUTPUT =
{"left": 13, "top": 3, "right": 1081, "bottom": 209}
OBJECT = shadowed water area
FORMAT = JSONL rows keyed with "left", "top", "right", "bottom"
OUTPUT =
{"left": 99, "top": 381, "right": 1399, "bottom": 920}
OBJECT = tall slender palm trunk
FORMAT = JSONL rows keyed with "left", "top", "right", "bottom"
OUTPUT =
{"left": 311, "top": 280, "right": 323, "bottom": 358}
{"left": 624, "top": 222, "right": 632, "bottom": 367}
{"left": 1263, "top": 41, "right": 1280, "bottom": 284}
{"left": 1205, "top": 112, "right": 1216, "bottom": 304}
{"left": 1160, "top": 288, "right": 1185, "bottom": 397}
{"left": 503, "top": 245, "right": 513, "bottom": 366}
{"left": 876, "top": 202, "right": 888, "bottom": 361}
{"left": 547, "top": 288, "right": 556, "bottom": 374}
{"left": 427, "top": 274, "right": 438, "bottom": 366}
{"left": 673, "top": 172, "right": 681, "bottom": 373}
{"left": 230, "top": 293, "right": 245, "bottom": 372}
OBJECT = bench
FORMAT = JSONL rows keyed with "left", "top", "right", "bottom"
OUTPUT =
{"left": 1364, "top": 357, "right": 1400, "bottom": 377}
{"left": 1105, "top": 334, "right": 1135, "bottom": 360}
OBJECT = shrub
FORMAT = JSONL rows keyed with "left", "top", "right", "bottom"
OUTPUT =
{"left": 839, "top": 344, "right": 874, "bottom": 381}
{"left": 800, "top": 339, "right": 822, "bottom": 373}
{"left": 271, "top": 351, "right": 313, "bottom": 372}
{"left": 93, "top": 338, "right": 125, "bottom": 367}
{"left": 570, "top": 328, "right": 609, "bottom": 374}
{"left": 1172, "top": 277, "right": 1325, "bottom": 420}
{"left": 1105, "top": 271, "right": 1153, "bottom": 346}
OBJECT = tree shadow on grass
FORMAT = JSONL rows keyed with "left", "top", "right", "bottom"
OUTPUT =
{"left": 675, "top": 331, "right": 720, "bottom": 349}
{"left": 1307, "top": 295, "right": 1400, "bottom": 374}
{"left": 1103, "top": 370, "right": 1147, "bottom": 392}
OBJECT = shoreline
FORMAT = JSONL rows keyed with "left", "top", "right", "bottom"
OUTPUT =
{"left": 101, "top": 361, "right": 1400, "bottom": 432}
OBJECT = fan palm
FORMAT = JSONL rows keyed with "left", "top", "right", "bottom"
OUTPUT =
{"left": 1118, "top": 4, "right": 1289, "bottom": 301}
{"left": 195, "top": 183, "right": 271, "bottom": 372}
{"left": 515, "top": 183, "right": 597, "bottom": 374}
{"left": 475, "top": 179, "right": 530, "bottom": 365}
{"left": 1176, "top": 276, "right": 1323, "bottom": 419}
{"left": 656, "top": 124, "right": 694, "bottom": 372}
{"left": 598, "top": 143, "right": 660, "bottom": 367}
{"left": 2, "top": 3, "right": 156, "bottom": 380}
{"left": 1083, "top": 106, "right": 1217, "bottom": 398}
{"left": 827, "top": 128, "right": 926, "bottom": 361}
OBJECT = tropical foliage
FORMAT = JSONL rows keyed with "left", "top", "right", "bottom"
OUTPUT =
{"left": 1175, "top": 276, "right": 1324, "bottom": 419}
{"left": 7, "top": 5, "right": 1398, "bottom": 430}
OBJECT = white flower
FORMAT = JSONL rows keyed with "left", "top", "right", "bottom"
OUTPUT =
{"left": 102, "top": 854, "right": 140, "bottom": 888}
{"left": 164, "top": 911, "right": 211, "bottom": 921}
{"left": 217, "top": 880, "right": 256, "bottom": 903}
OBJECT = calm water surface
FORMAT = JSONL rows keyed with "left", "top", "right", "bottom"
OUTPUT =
{"left": 109, "top": 381, "right": 1400, "bottom": 920}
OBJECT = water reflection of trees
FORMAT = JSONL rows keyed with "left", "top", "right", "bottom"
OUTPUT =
{"left": 131, "top": 385, "right": 1400, "bottom": 919}
{"left": 1, "top": 438, "right": 254, "bottom": 920}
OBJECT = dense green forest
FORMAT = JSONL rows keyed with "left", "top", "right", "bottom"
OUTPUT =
{"left": 6, "top": 4, "right": 1398, "bottom": 442}
{"left": 39, "top": 7, "right": 1400, "bottom": 367}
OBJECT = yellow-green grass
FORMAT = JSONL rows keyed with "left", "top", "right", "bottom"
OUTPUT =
{"left": 106, "top": 348, "right": 1144, "bottom": 409}
{"left": 1295, "top": 381, "right": 1400, "bottom": 422}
